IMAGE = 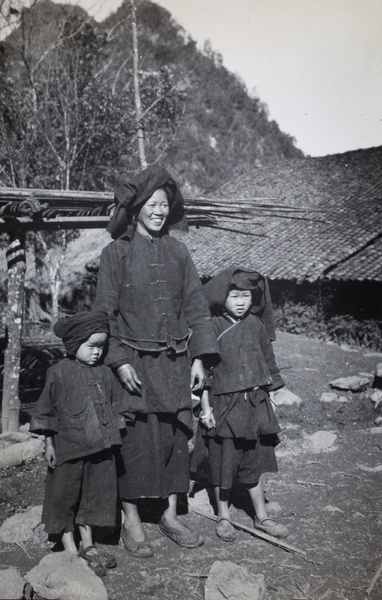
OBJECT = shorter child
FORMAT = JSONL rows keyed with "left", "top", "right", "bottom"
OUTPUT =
{"left": 30, "top": 311, "right": 123, "bottom": 577}
{"left": 193, "top": 267, "right": 288, "bottom": 542}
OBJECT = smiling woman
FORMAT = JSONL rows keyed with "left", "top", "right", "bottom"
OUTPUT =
{"left": 94, "top": 165, "right": 220, "bottom": 556}
{"left": 136, "top": 188, "right": 170, "bottom": 236}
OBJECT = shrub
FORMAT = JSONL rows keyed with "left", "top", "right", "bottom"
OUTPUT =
{"left": 274, "top": 301, "right": 382, "bottom": 351}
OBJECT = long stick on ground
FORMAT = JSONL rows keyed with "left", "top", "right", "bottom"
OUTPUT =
{"left": 366, "top": 560, "right": 382, "bottom": 597}
{"left": 189, "top": 506, "right": 306, "bottom": 557}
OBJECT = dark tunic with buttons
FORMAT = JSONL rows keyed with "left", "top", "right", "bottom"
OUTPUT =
{"left": 95, "top": 230, "right": 219, "bottom": 499}
{"left": 30, "top": 359, "right": 123, "bottom": 533}
{"left": 192, "top": 313, "right": 284, "bottom": 490}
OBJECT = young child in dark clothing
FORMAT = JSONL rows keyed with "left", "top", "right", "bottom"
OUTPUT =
{"left": 30, "top": 311, "right": 123, "bottom": 577}
{"left": 193, "top": 267, "right": 288, "bottom": 543}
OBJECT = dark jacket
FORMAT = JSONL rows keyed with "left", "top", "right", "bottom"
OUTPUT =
{"left": 30, "top": 359, "right": 123, "bottom": 466}
{"left": 210, "top": 314, "right": 284, "bottom": 395}
{"left": 94, "top": 231, "right": 219, "bottom": 369}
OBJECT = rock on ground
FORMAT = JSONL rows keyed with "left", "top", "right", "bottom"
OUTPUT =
{"left": 303, "top": 430, "right": 337, "bottom": 453}
{"left": 277, "top": 429, "right": 338, "bottom": 457}
{"left": 0, "top": 567, "right": 25, "bottom": 600}
{"left": 0, "top": 437, "right": 44, "bottom": 469}
{"left": 266, "top": 501, "right": 282, "bottom": 516}
{"left": 273, "top": 388, "right": 303, "bottom": 407}
{"left": 205, "top": 560, "right": 265, "bottom": 600}
{"left": 320, "top": 392, "right": 347, "bottom": 403}
{"left": 364, "top": 388, "right": 382, "bottom": 410}
{"left": 0, "top": 505, "right": 43, "bottom": 544}
{"left": 26, "top": 551, "right": 108, "bottom": 600}
{"left": 329, "top": 375, "right": 371, "bottom": 392}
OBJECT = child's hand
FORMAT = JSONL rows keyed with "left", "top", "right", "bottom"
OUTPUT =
{"left": 44, "top": 444, "right": 56, "bottom": 469}
{"left": 199, "top": 389, "right": 216, "bottom": 430}
{"left": 200, "top": 410, "right": 216, "bottom": 430}
{"left": 117, "top": 364, "right": 142, "bottom": 394}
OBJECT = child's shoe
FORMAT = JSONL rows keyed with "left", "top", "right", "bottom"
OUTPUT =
{"left": 254, "top": 517, "right": 289, "bottom": 538}
{"left": 78, "top": 546, "right": 108, "bottom": 577}
{"left": 216, "top": 518, "right": 236, "bottom": 542}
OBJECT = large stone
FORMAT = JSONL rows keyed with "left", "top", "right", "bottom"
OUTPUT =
{"left": 374, "top": 362, "right": 382, "bottom": 382}
{"left": 273, "top": 388, "right": 303, "bottom": 407}
{"left": 204, "top": 560, "right": 265, "bottom": 600}
{"left": 329, "top": 375, "right": 371, "bottom": 392}
{"left": 0, "top": 431, "right": 34, "bottom": 447}
{"left": 304, "top": 430, "right": 337, "bottom": 453}
{"left": 364, "top": 389, "right": 382, "bottom": 410}
{"left": 188, "top": 488, "right": 214, "bottom": 516}
{"left": 320, "top": 392, "right": 347, "bottom": 404}
{"left": 266, "top": 501, "right": 282, "bottom": 516}
{"left": 26, "top": 551, "right": 108, "bottom": 600}
{"left": 0, "top": 567, "right": 25, "bottom": 600}
{"left": 277, "top": 429, "right": 337, "bottom": 457}
{"left": 0, "top": 505, "right": 43, "bottom": 544}
{"left": 0, "top": 437, "right": 44, "bottom": 468}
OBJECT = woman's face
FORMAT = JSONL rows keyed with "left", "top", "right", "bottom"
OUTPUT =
{"left": 136, "top": 188, "right": 170, "bottom": 236}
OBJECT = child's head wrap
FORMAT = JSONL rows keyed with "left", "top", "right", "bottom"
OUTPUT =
{"left": 53, "top": 311, "right": 109, "bottom": 357}
{"left": 203, "top": 266, "right": 276, "bottom": 340}
{"left": 107, "top": 164, "right": 188, "bottom": 239}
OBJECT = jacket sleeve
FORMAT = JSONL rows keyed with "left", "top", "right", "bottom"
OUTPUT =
{"left": 258, "top": 322, "right": 284, "bottom": 390}
{"left": 94, "top": 242, "right": 123, "bottom": 314}
{"left": 109, "top": 368, "right": 126, "bottom": 429}
{"left": 94, "top": 242, "right": 130, "bottom": 369}
{"left": 30, "top": 367, "right": 59, "bottom": 434}
{"left": 181, "top": 247, "right": 220, "bottom": 360}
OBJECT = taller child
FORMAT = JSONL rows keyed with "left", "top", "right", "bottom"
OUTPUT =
{"left": 95, "top": 165, "right": 219, "bottom": 556}
{"left": 194, "top": 267, "right": 289, "bottom": 542}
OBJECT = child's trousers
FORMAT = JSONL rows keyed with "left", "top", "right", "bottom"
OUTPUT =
{"left": 42, "top": 448, "right": 118, "bottom": 535}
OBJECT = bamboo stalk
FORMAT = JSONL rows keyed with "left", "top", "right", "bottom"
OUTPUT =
{"left": 366, "top": 560, "right": 382, "bottom": 597}
{"left": 189, "top": 506, "right": 306, "bottom": 557}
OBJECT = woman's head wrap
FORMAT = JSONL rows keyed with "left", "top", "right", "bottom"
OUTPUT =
{"left": 53, "top": 311, "right": 109, "bottom": 357}
{"left": 107, "top": 164, "right": 188, "bottom": 239}
{"left": 203, "top": 266, "right": 276, "bottom": 340}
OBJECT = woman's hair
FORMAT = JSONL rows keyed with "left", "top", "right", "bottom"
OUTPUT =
{"left": 107, "top": 165, "right": 187, "bottom": 239}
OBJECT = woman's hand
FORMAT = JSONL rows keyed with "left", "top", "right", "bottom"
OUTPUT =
{"left": 117, "top": 364, "right": 142, "bottom": 394}
{"left": 190, "top": 358, "right": 205, "bottom": 392}
{"left": 45, "top": 437, "right": 56, "bottom": 469}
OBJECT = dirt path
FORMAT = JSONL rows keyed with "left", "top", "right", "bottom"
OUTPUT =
{"left": 1, "top": 332, "right": 382, "bottom": 599}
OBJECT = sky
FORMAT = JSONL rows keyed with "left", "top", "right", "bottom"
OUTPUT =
{"left": 52, "top": 0, "right": 382, "bottom": 157}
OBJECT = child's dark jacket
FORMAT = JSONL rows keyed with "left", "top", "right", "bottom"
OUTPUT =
{"left": 30, "top": 359, "right": 123, "bottom": 466}
{"left": 210, "top": 314, "right": 284, "bottom": 395}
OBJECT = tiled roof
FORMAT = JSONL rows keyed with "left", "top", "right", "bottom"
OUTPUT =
{"left": 183, "top": 147, "right": 382, "bottom": 283}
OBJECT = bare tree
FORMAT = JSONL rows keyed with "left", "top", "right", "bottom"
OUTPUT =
{"left": 130, "top": 0, "right": 147, "bottom": 169}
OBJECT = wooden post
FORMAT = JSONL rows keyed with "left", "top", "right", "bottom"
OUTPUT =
{"left": 1, "top": 229, "right": 26, "bottom": 432}
{"left": 130, "top": 0, "right": 147, "bottom": 169}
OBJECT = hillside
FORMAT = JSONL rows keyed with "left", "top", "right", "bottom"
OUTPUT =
{"left": 0, "top": 0, "right": 302, "bottom": 195}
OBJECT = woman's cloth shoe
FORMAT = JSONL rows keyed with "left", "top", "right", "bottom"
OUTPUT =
{"left": 216, "top": 518, "right": 236, "bottom": 542}
{"left": 121, "top": 527, "right": 154, "bottom": 558}
{"left": 78, "top": 546, "right": 108, "bottom": 577}
{"left": 254, "top": 517, "right": 289, "bottom": 538}
{"left": 158, "top": 516, "right": 204, "bottom": 548}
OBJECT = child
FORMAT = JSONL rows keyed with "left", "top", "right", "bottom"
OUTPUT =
{"left": 30, "top": 311, "right": 123, "bottom": 577}
{"left": 193, "top": 267, "right": 288, "bottom": 542}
